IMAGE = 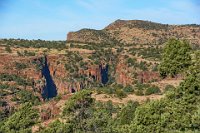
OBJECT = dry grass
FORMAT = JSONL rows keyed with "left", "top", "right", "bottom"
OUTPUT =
{"left": 92, "top": 93, "right": 163, "bottom": 104}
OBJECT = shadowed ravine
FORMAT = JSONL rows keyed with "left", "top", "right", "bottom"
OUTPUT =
{"left": 100, "top": 64, "right": 109, "bottom": 84}
{"left": 41, "top": 56, "right": 57, "bottom": 99}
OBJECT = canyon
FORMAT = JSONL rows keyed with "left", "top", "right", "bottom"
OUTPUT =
{"left": 1, "top": 20, "right": 197, "bottom": 128}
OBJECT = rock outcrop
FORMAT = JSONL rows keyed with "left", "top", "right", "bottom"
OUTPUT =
{"left": 137, "top": 71, "right": 160, "bottom": 83}
{"left": 115, "top": 59, "right": 133, "bottom": 86}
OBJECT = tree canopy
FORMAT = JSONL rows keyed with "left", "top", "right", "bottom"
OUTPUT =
{"left": 0, "top": 103, "right": 39, "bottom": 133}
{"left": 159, "top": 38, "right": 192, "bottom": 78}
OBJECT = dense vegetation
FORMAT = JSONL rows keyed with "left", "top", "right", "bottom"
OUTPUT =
{"left": 159, "top": 39, "right": 192, "bottom": 78}
{"left": 0, "top": 39, "right": 66, "bottom": 49}
{"left": 37, "top": 58, "right": 200, "bottom": 132}
{"left": 0, "top": 103, "right": 39, "bottom": 133}
{"left": 36, "top": 39, "right": 200, "bottom": 132}
{"left": 0, "top": 73, "right": 32, "bottom": 86}
{"left": 127, "top": 20, "right": 169, "bottom": 30}
{"left": 96, "top": 82, "right": 161, "bottom": 98}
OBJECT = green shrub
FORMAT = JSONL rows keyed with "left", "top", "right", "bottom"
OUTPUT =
{"left": 17, "top": 90, "right": 40, "bottom": 105}
{"left": 105, "top": 87, "right": 115, "bottom": 95}
{"left": 0, "top": 83, "right": 10, "bottom": 89}
{"left": 39, "top": 120, "right": 72, "bottom": 133}
{"left": 1, "top": 39, "right": 66, "bottom": 49}
{"left": 115, "top": 89, "right": 127, "bottom": 99}
{"left": 0, "top": 100, "right": 7, "bottom": 107}
{"left": 15, "top": 62, "right": 27, "bottom": 70}
{"left": 97, "top": 87, "right": 115, "bottom": 95}
{"left": 54, "top": 94, "right": 62, "bottom": 102}
{"left": 117, "top": 101, "right": 139, "bottom": 125}
{"left": 127, "top": 58, "right": 137, "bottom": 67}
{"left": 0, "top": 103, "right": 39, "bottom": 133}
{"left": 0, "top": 73, "right": 31, "bottom": 86}
{"left": 63, "top": 90, "right": 93, "bottom": 109}
{"left": 138, "top": 47, "right": 162, "bottom": 60}
{"left": 135, "top": 82, "right": 150, "bottom": 90}
{"left": 5, "top": 46, "right": 12, "bottom": 53}
{"left": 152, "top": 64, "right": 158, "bottom": 71}
{"left": 138, "top": 61, "right": 147, "bottom": 71}
{"left": 164, "top": 85, "right": 175, "bottom": 92}
{"left": 124, "top": 85, "right": 134, "bottom": 94}
{"left": 24, "top": 50, "right": 35, "bottom": 56}
{"left": 135, "top": 90, "right": 144, "bottom": 96}
{"left": 145, "top": 86, "right": 160, "bottom": 95}
{"left": 17, "top": 51, "right": 23, "bottom": 56}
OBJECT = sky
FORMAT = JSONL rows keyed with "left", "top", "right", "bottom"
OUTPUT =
{"left": 0, "top": 0, "right": 200, "bottom": 40}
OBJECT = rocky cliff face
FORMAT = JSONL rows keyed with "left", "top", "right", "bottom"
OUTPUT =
{"left": 137, "top": 71, "right": 160, "bottom": 83}
{"left": 67, "top": 19, "right": 200, "bottom": 46}
{"left": 115, "top": 61, "right": 133, "bottom": 86}
{"left": 0, "top": 52, "right": 124, "bottom": 101}
{"left": 0, "top": 54, "right": 67, "bottom": 101}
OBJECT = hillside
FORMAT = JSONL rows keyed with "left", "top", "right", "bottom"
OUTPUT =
{"left": 67, "top": 19, "right": 200, "bottom": 47}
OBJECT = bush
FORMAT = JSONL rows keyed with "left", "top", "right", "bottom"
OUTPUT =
{"left": 15, "top": 62, "right": 27, "bottom": 70}
{"left": 63, "top": 90, "right": 93, "bottom": 115}
{"left": 16, "top": 50, "right": 35, "bottom": 56}
{"left": 145, "top": 86, "right": 160, "bottom": 95}
{"left": 138, "top": 61, "right": 147, "bottom": 71}
{"left": 127, "top": 58, "right": 136, "bottom": 67}
{"left": 0, "top": 100, "right": 7, "bottom": 107}
{"left": 138, "top": 47, "right": 162, "bottom": 60}
{"left": 135, "top": 90, "right": 144, "bottom": 96}
{"left": 39, "top": 120, "right": 72, "bottom": 133}
{"left": 124, "top": 85, "right": 134, "bottom": 94}
{"left": 96, "top": 87, "right": 114, "bottom": 95}
{"left": 106, "top": 87, "right": 116, "bottom": 95}
{"left": 164, "top": 85, "right": 175, "bottom": 92}
{"left": 54, "top": 94, "right": 62, "bottom": 102}
{"left": 5, "top": 46, "right": 12, "bottom": 53}
{"left": 24, "top": 50, "right": 35, "bottom": 56}
{"left": 135, "top": 82, "right": 150, "bottom": 90}
{"left": 17, "top": 51, "right": 23, "bottom": 56}
{"left": 17, "top": 90, "right": 40, "bottom": 105}
{"left": 117, "top": 101, "right": 139, "bottom": 125}
{"left": 0, "top": 103, "right": 39, "bottom": 133}
{"left": 0, "top": 73, "right": 31, "bottom": 86}
{"left": 152, "top": 64, "right": 158, "bottom": 71}
{"left": 0, "top": 83, "right": 10, "bottom": 89}
{"left": 115, "top": 89, "right": 127, "bottom": 99}
{"left": 1, "top": 39, "right": 66, "bottom": 49}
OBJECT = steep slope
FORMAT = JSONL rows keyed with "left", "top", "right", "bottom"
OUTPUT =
{"left": 67, "top": 29, "right": 117, "bottom": 44}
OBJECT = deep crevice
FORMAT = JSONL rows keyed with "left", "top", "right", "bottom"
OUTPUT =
{"left": 41, "top": 56, "right": 57, "bottom": 99}
{"left": 100, "top": 64, "right": 109, "bottom": 84}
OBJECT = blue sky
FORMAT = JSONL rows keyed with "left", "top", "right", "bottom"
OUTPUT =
{"left": 0, "top": 0, "right": 199, "bottom": 40}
